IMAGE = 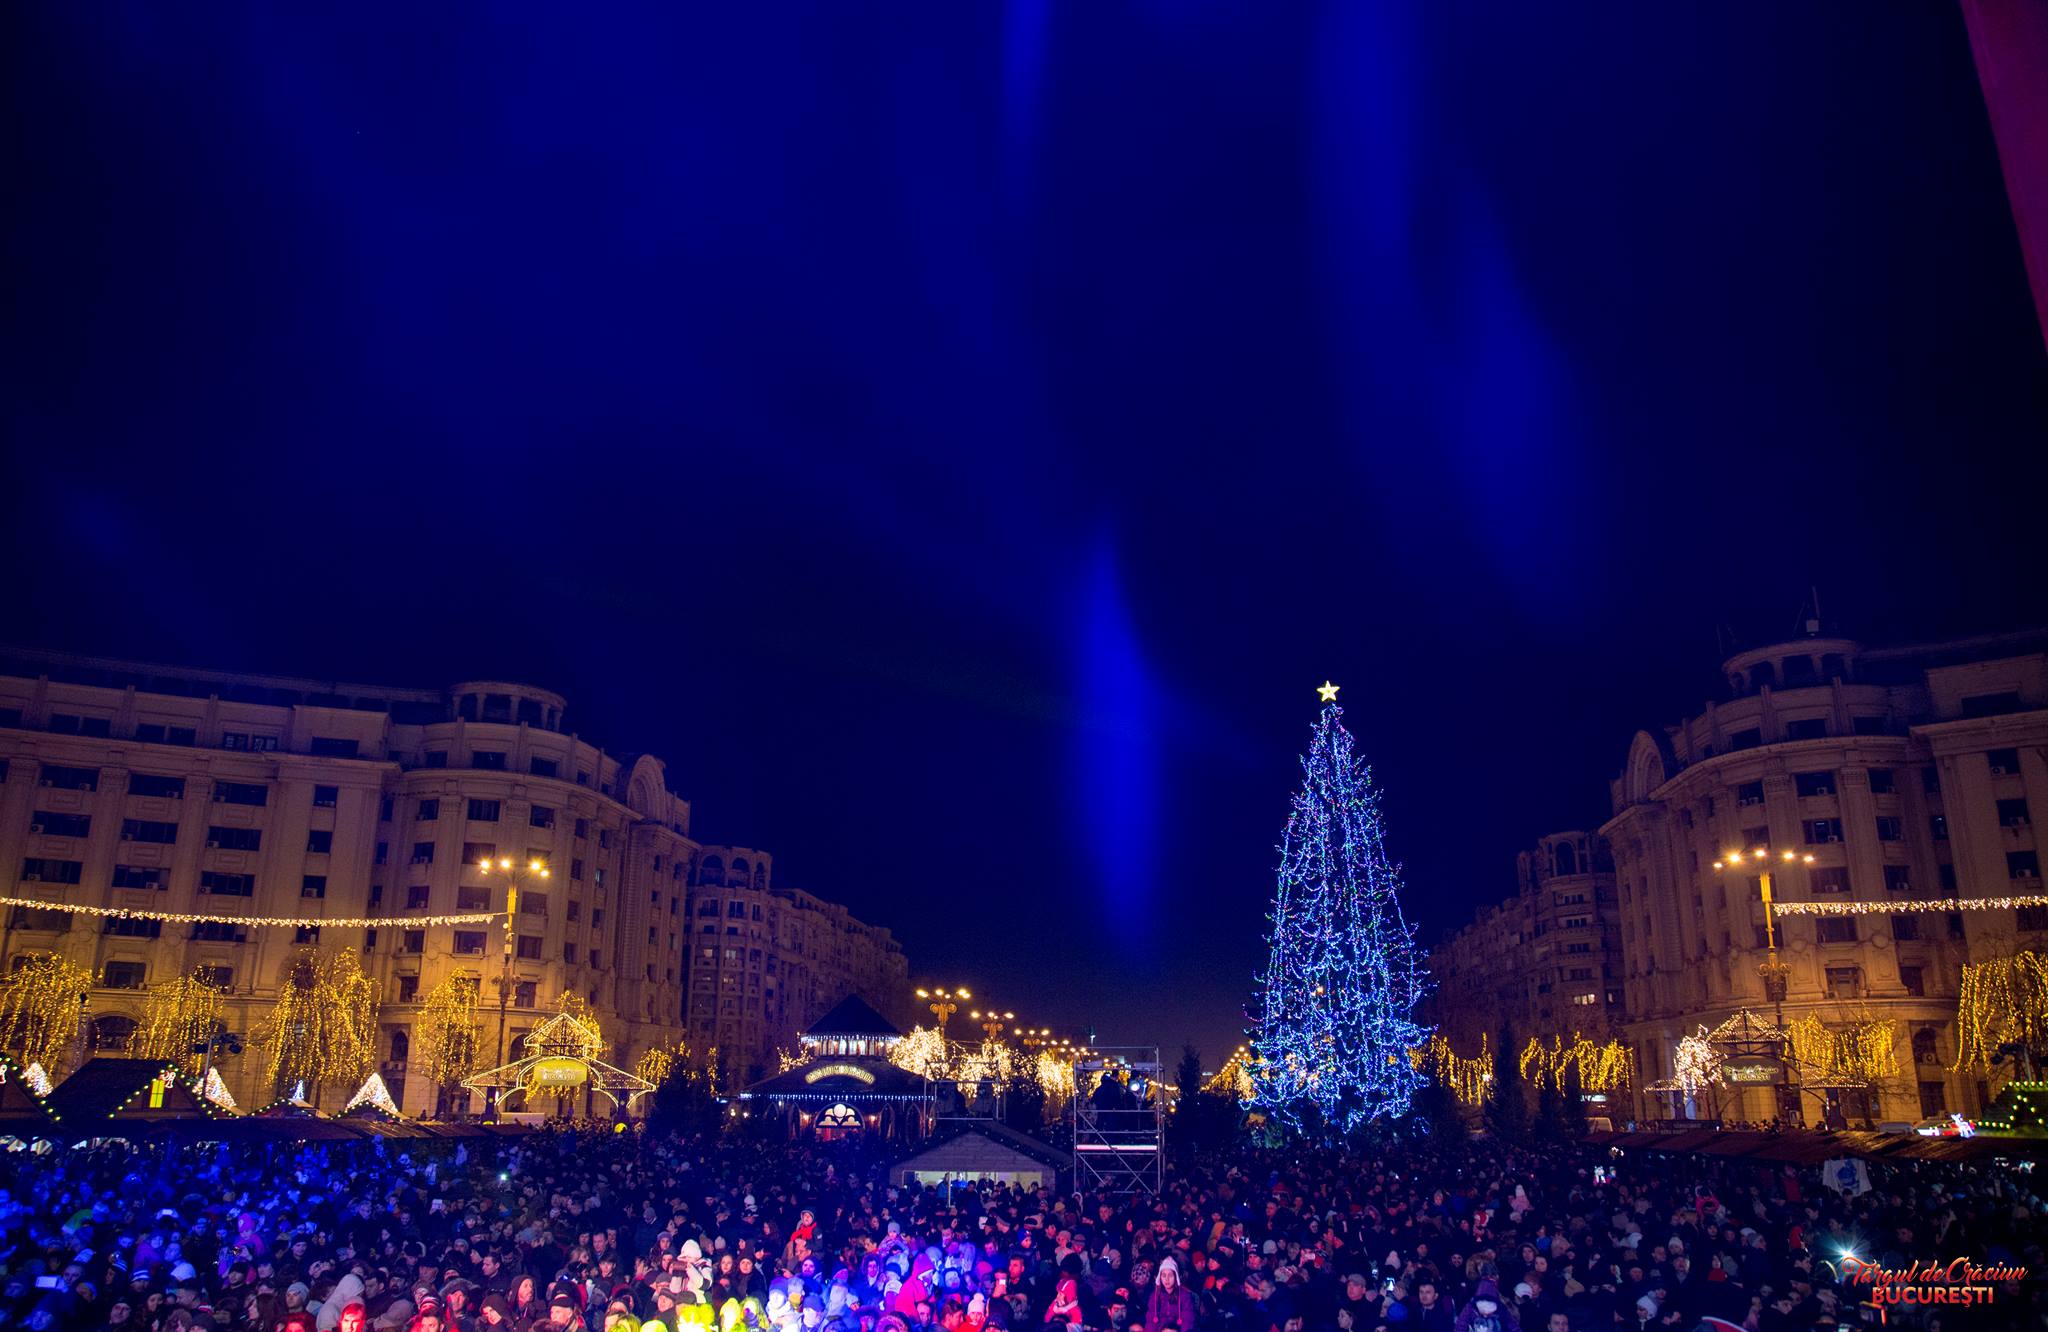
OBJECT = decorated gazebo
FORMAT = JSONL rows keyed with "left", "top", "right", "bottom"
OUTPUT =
{"left": 739, "top": 995, "right": 931, "bottom": 1141}
{"left": 463, "top": 1008, "right": 652, "bottom": 1117}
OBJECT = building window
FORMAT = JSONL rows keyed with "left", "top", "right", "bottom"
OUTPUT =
{"left": 401, "top": 930, "right": 425, "bottom": 954}
{"left": 1883, "top": 865, "right": 1912, "bottom": 893}
{"left": 38, "top": 764, "right": 100, "bottom": 792}
{"left": 379, "top": 796, "right": 394, "bottom": 821}
{"left": 307, "top": 830, "right": 333, "bottom": 854}
{"left": 1897, "top": 964, "right": 1925, "bottom": 997}
{"left": 128, "top": 772, "right": 186, "bottom": 799}
{"left": 462, "top": 842, "right": 497, "bottom": 865}
{"left": 1894, "top": 914, "right": 1920, "bottom": 941}
{"left": 102, "top": 961, "right": 148, "bottom": 990}
{"left": 422, "top": 751, "right": 448, "bottom": 768}
{"left": 2010, "top": 851, "right": 2041, "bottom": 882}
{"left": 309, "top": 736, "right": 359, "bottom": 758}
{"left": 574, "top": 819, "right": 589, "bottom": 840}
{"left": 375, "top": 841, "right": 388, "bottom": 865}
{"left": 102, "top": 916, "right": 162, "bottom": 939}
{"left": 1794, "top": 771, "right": 1836, "bottom": 798}
{"left": 1784, "top": 718, "right": 1827, "bottom": 740}
{"left": 312, "top": 784, "right": 339, "bottom": 808}
{"left": 1998, "top": 798, "right": 2033, "bottom": 829}
{"left": 588, "top": 950, "right": 601, "bottom": 970}
{"left": 520, "top": 892, "right": 548, "bottom": 917}
{"left": 515, "top": 935, "right": 542, "bottom": 960}
{"left": 1741, "top": 826, "right": 1769, "bottom": 851}
{"left": 412, "top": 842, "right": 435, "bottom": 865}
{"left": 1817, "top": 918, "right": 1858, "bottom": 946}
{"left": 2019, "top": 905, "right": 2048, "bottom": 932}
{"left": 471, "top": 751, "right": 507, "bottom": 771}
{"left": 591, "top": 908, "right": 603, "bottom": 928}
{"left": 199, "top": 872, "right": 255, "bottom": 897}
{"left": 1875, "top": 816, "right": 1903, "bottom": 842}
{"left": 119, "top": 818, "right": 176, "bottom": 844}
{"left": 530, "top": 757, "right": 558, "bottom": 778}
{"left": 1918, "top": 1081, "right": 1947, "bottom": 1116}
{"left": 457, "top": 885, "right": 489, "bottom": 911}
{"left": 406, "top": 886, "right": 431, "bottom": 910}
{"left": 571, "top": 858, "right": 585, "bottom": 881}
{"left": 514, "top": 980, "right": 538, "bottom": 1006}
{"left": 1735, "top": 781, "right": 1765, "bottom": 807}
{"left": 134, "top": 723, "right": 197, "bottom": 747}
{"left": 191, "top": 921, "right": 247, "bottom": 943}
{"left": 566, "top": 900, "right": 581, "bottom": 922}
{"left": 397, "top": 974, "right": 419, "bottom": 1002}
{"left": 212, "top": 781, "right": 269, "bottom": 807}
{"left": 206, "top": 826, "right": 261, "bottom": 852}
{"left": 530, "top": 804, "right": 556, "bottom": 829}
{"left": 294, "top": 925, "right": 321, "bottom": 944}
{"left": 598, "top": 829, "right": 613, "bottom": 849}
{"left": 302, "top": 875, "right": 327, "bottom": 899}
{"left": 1931, "top": 815, "right": 1949, "bottom": 841}
{"left": 453, "top": 931, "right": 486, "bottom": 955}
{"left": 418, "top": 799, "right": 440, "bottom": 821}
{"left": 1964, "top": 693, "right": 2025, "bottom": 719}
{"left": 1809, "top": 866, "right": 1850, "bottom": 894}
{"left": 1988, "top": 748, "right": 2021, "bottom": 775}
{"left": 1867, "top": 768, "right": 1896, "bottom": 795}
{"left": 1823, "top": 965, "right": 1861, "bottom": 997}
{"left": 1938, "top": 863, "right": 1957, "bottom": 892}
{"left": 1804, "top": 819, "right": 1844, "bottom": 845}
{"left": 112, "top": 865, "right": 168, "bottom": 890}
{"left": 1729, "top": 728, "right": 1762, "bottom": 751}
{"left": 468, "top": 799, "right": 501, "bottom": 823}
{"left": 564, "top": 942, "right": 578, "bottom": 964}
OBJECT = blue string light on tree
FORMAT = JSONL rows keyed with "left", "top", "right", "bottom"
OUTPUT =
{"left": 1249, "top": 681, "right": 1431, "bottom": 1136}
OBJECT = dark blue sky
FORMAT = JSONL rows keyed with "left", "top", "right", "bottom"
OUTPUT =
{"left": 4, "top": 4, "right": 2044, "bottom": 1063}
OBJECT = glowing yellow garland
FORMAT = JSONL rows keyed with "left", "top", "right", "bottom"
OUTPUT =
{"left": 1517, "top": 1035, "right": 1636, "bottom": 1094}
{"left": 0, "top": 953, "right": 91, "bottom": 1074}
{"left": 1773, "top": 894, "right": 2048, "bottom": 916}
{"left": 414, "top": 972, "right": 483, "bottom": 1092}
{"left": 1036, "top": 1049, "right": 1076, "bottom": 1107}
{"left": 0, "top": 893, "right": 495, "bottom": 929}
{"left": 258, "top": 948, "right": 379, "bottom": 1099}
{"left": 1786, "top": 1015, "right": 1897, "bottom": 1085}
{"left": 1953, "top": 950, "right": 2048, "bottom": 1075}
{"left": 635, "top": 1045, "right": 676, "bottom": 1089}
{"left": 137, "top": 971, "right": 227, "bottom": 1076}
{"left": 887, "top": 1025, "right": 950, "bottom": 1077}
{"left": 1412, "top": 1033, "right": 1493, "bottom": 1105}
{"left": 1673, "top": 1028, "right": 1721, "bottom": 1096}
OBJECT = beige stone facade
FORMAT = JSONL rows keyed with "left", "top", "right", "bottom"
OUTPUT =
{"left": 1422, "top": 831, "right": 1624, "bottom": 1058}
{"left": 0, "top": 649, "right": 908, "bottom": 1113}
{"left": 1601, "top": 632, "right": 2048, "bottom": 1125}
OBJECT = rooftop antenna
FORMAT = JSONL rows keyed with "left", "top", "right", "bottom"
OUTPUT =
{"left": 1801, "top": 586, "right": 1823, "bottom": 638}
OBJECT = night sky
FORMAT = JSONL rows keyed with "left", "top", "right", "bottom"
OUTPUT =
{"left": 4, "top": 5, "right": 2044, "bottom": 1066}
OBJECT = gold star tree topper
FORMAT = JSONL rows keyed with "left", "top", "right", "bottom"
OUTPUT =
{"left": 1316, "top": 681, "right": 1340, "bottom": 702}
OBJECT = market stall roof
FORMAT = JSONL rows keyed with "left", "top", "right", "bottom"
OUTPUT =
{"left": 805, "top": 995, "right": 901, "bottom": 1039}
{"left": 46, "top": 1059, "right": 227, "bottom": 1130}
{"left": 890, "top": 1120, "right": 1071, "bottom": 1185}
{"left": 742, "top": 1056, "right": 929, "bottom": 1101}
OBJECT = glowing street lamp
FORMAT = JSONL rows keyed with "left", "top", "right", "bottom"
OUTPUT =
{"left": 477, "top": 855, "right": 551, "bottom": 1101}
{"left": 1710, "top": 847, "right": 1812, "bottom": 1009}
{"left": 916, "top": 986, "right": 969, "bottom": 1032}
{"left": 970, "top": 1008, "right": 1016, "bottom": 1042}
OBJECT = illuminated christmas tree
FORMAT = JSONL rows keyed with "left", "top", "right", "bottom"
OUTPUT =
{"left": 1250, "top": 683, "right": 1429, "bottom": 1135}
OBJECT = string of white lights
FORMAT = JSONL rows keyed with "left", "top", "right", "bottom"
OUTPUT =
{"left": 0, "top": 894, "right": 500, "bottom": 929}
{"left": 1771, "top": 894, "right": 2048, "bottom": 917}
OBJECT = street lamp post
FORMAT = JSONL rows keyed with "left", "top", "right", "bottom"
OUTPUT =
{"left": 477, "top": 855, "right": 549, "bottom": 1114}
{"left": 916, "top": 986, "right": 969, "bottom": 1034}
{"left": 1713, "top": 845, "right": 1813, "bottom": 1123}
{"left": 970, "top": 1008, "right": 1015, "bottom": 1042}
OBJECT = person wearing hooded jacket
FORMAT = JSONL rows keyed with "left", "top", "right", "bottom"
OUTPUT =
{"left": 1452, "top": 1280, "right": 1520, "bottom": 1332}
{"left": 1146, "top": 1258, "right": 1198, "bottom": 1332}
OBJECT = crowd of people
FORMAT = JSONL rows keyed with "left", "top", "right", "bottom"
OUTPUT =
{"left": 0, "top": 1118, "right": 2039, "bottom": 1332}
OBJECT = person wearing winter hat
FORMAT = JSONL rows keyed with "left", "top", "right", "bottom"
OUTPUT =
{"left": 1453, "top": 1280, "right": 1518, "bottom": 1332}
{"left": 1147, "top": 1258, "right": 1197, "bottom": 1332}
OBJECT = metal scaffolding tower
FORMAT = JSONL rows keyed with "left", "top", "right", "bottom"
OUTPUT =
{"left": 1069, "top": 1046, "right": 1164, "bottom": 1196}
